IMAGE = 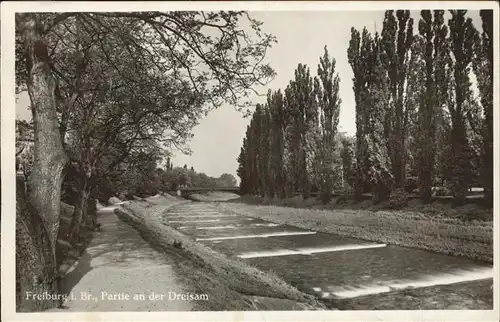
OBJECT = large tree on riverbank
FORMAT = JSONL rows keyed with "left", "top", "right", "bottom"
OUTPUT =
{"left": 447, "top": 10, "right": 478, "bottom": 205}
{"left": 268, "top": 89, "right": 287, "bottom": 198}
{"left": 16, "top": 11, "right": 276, "bottom": 311}
{"left": 380, "top": 10, "right": 414, "bottom": 189}
{"left": 416, "top": 10, "right": 449, "bottom": 203}
{"left": 472, "top": 10, "right": 493, "bottom": 205}
{"left": 348, "top": 28, "right": 393, "bottom": 202}
{"left": 315, "top": 46, "right": 341, "bottom": 202}
{"left": 285, "top": 64, "right": 317, "bottom": 199}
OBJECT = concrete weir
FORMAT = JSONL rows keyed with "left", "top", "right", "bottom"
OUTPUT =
{"left": 166, "top": 212, "right": 220, "bottom": 215}
{"left": 237, "top": 243, "right": 387, "bottom": 259}
{"left": 327, "top": 267, "right": 494, "bottom": 299}
{"left": 166, "top": 219, "right": 221, "bottom": 224}
{"left": 196, "top": 231, "right": 317, "bottom": 241}
{"left": 197, "top": 225, "right": 239, "bottom": 230}
{"left": 165, "top": 214, "right": 238, "bottom": 218}
{"left": 252, "top": 223, "right": 281, "bottom": 227}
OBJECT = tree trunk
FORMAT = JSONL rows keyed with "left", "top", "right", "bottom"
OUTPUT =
{"left": 419, "top": 71, "right": 435, "bottom": 204}
{"left": 450, "top": 121, "right": 470, "bottom": 206}
{"left": 354, "top": 161, "right": 365, "bottom": 201}
{"left": 16, "top": 176, "right": 59, "bottom": 312}
{"left": 81, "top": 192, "right": 91, "bottom": 226}
{"left": 285, "top": 178, "right": 294, "bottom": 198}
{"left": 482, "top": 117, "right": 493, "bottom": 206}
{"left": 68, "top": 176, "right": 90, "bottom": 244}
{"left": 393, "top": 99, "right": 405, "bottom": 189}
{"left": 419, "top": 168, "right": 433, "bottom": 203}
{"left": 23, "top": 14, "right": 68, "bottom": 251}
{"left": 17, "top": 14, "right": 67, "bottom": 312}
{"left": 279, "top": 180, "right": 286, "bottom": 199}
{"left": 300, "top": 150, "right": 311, "bottom": 199}
{"left": 321, "top": 174, "right": 333, "bottom": 204}
{"left": 481, "top": 11, "right": 493, "bottom": 207}
{"left": 86, "top": 192, "right": 98, "bottom": 226}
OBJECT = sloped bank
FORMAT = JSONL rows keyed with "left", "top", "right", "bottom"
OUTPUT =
{"left": 114, "top": 195, "right": 326, "bottom": 311}
{"left": 216, "top": 201, "right": 493, "bottom": 263}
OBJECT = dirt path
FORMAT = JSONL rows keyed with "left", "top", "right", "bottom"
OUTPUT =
{"left": 48, "top": 203, "right": 192, "bottom": 312}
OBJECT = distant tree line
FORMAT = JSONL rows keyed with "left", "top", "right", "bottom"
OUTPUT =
{"left": 237, "top": 10, "right": 493, "bottom": 207}
{"left": 238, "top": 47, "right": 344, "bottom": 203}
{"left": 86, "top": 154, "right": 238, "bottom": 198}
{"left": 16, "top": 121, "right": 239, "bottom": 199}
{"left": 158, "top": 159, "right": 238, "bottom": 192}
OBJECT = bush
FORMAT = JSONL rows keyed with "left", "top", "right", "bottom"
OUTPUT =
{"left": 319, "top": 190, "right": 332, "bottom": 204}
{"left": 388, "top": 188, "right": 409, "bottom": 209}
{"left": 335, "top": 194, "right": 351, "bottom": 205}
{"left": 433, "top": 186, "right": 451, "bottom": 197}
{"left": 405, "top": 176, "right": 418, "bottom": 194}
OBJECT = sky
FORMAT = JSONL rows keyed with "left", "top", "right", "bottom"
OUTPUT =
{"left": 15, "top": 10, "right": 482, "bottom": 182}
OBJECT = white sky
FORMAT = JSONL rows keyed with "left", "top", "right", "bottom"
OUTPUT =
{"left": 15, "top": 10, "right": 482, "bottom": 180}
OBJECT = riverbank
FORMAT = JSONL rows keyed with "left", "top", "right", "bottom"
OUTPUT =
{"left": 215, "top": 195, "right": 493, "bottom": 263}
{"left": 116, "top": 195, "right": 326, "bottom": 311}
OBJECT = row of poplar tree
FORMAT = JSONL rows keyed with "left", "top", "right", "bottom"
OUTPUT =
{"left": 237, "top": 10, "right": 493, "bottom": 206}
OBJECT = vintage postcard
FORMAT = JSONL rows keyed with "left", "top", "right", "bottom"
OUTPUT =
{"left": 1, "top": 1, "right": 499, "bottom": 321}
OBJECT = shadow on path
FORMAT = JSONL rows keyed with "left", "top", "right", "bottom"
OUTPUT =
{"left": 56, "top": 205, "right": 191, "bottom": 311}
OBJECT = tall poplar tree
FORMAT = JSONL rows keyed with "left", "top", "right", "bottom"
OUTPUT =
{"left": 316, "top": 46, "right": 341, "bottom": 202}
{"left": 472, "top": 10, "right": 493, "bottom": 205}
{"left": 284, "top": 83, "right": 300, "bottom": 196}
{"left": 259, "top": 104, "right": 272, "bottom": 197}
{"left": 347, "top": 27, "right": 369, "bottom": 200}
{"left": 290, "top": 64, "right": 317, "bottom": 199}
{"left": 381, "top": 10, "right": 414, "bottom": 189}
{"left": 268, "top": 90, "right": 287, "bottom": 198}
{"left": 366, "top": 32, "right": 394, "bottom": 202}
{"left": 448, "top": 10, "right": 478, "bottom": 205}
{"left": 416, "top": 10, "right": 449, "bottom": 203}
{"left": 237, "top": 137, "right": 249, "bottom": 193}
{"left": 250, "top": 105, "right": 264, "bottom": 196}
{"left": 340, "top": 136, "right": 357, "bottom": 190}
{"left": 404, "top": 34, "right": 425, "bottom": 190}
{"left": 349, "top": 27, "right": 393, "bottom": 202}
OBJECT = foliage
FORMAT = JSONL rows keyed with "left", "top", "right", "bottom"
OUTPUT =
{"left": 415, "top": 10, "right": 449, "bottom": 203}
{"left": 340, "top": 136, "right": 356, "bottom": 190}
{"left": 447, "top": 10, "right": 479, "bottom": 205}
{"left": 315, "top": 46, "right": 341, "bottom": 203}
{"left": 218, "top": 173, "right": 238, "bottom": 188}
{"left": 380, "top": 10, "right": 414, "bottom": 189}
{"left": 237, "top": 48, "right": 345, "bottom": 201}
{"left": 472, "top": 10, "right": 494, "bottom": 205}
{"left": 237, "top": 9, "right": 489, "bottom": 209}
{"left": 433, "top": 186, "right": 451, "bottom": 197}
{"left": 388, "top": 188, "right": 409, "bottom": 210}
{"left": 348, "top": 28, "right": 394, "bottom": 202}
{"left": 268, "top": 90, "right": 286, "bottom": 198}
{"left": 16, "top": 10, "right": 276, "bottom": 197}
{"left": 405, "top": 176, "right": 419, "bottom": 194}
{"left": 16, "top": 10, "right": 276, "bottom": 210}
{"left": 157, "top": 166, "right": 237, "bottom": 192}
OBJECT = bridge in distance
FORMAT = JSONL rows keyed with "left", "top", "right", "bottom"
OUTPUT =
{"left": 179, "top": 187, "right": 242, "bottom": 196}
